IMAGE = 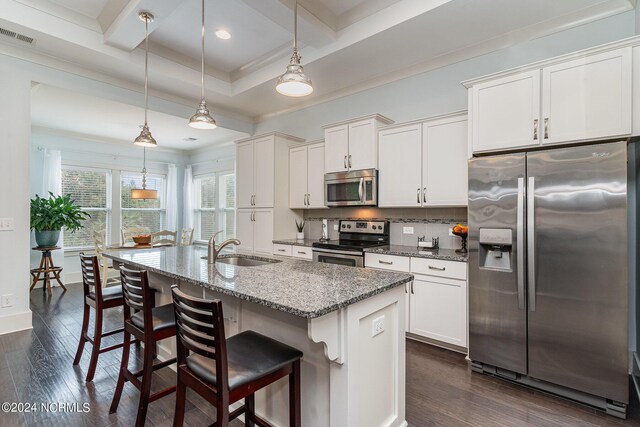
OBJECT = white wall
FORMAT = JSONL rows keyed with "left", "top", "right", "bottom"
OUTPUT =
{"left": 255, "top": 11, "right": 636, "bottom": 139}
{"left": 0, "top": 66, "right": 33, "bottom": 334}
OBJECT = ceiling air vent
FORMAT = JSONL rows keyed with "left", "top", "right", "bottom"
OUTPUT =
{"left": 0, "top": 27, "right": 35, "bottom": 44}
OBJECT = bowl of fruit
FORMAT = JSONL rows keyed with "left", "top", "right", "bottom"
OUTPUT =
{"left": 132, "top": 234, "right": 152, "bottom": 246}
{"left": 452, "top": 224, "right": 468, "bottom": 254}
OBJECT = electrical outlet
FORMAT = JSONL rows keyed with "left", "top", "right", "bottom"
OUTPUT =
{"left": 372, "top": 315, "right": 385, "bottom": 337}
{"left": 1, "top": 294, "right": 14, "bottom": 308}
{"left": 0, "top": 218, "right": 14, "bottom": 231}
{"left": 403, "top": 226, "right": 414, "bottom": 234}
{"left": 333, "top": 224, "right": 339, "bottom": 231}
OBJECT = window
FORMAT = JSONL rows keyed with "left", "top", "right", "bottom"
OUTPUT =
{"left": 121, "top": 172, "right": 166, "bottom": 234}
{"left": 194, "top": 172, "right": 235, "bottom": 242}
{"left": 61, "top": 167, "right": 111, "bottom": 249}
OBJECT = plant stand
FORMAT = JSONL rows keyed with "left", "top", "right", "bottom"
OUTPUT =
{"left": 30, "top": 246, "right": 66, "bottom": 295}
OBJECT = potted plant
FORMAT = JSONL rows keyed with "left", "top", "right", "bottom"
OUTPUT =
{"left": 295, "top": 219, "right": 305, "bottom": 240}
{"left": 30, "top": 192, "right": 90, "bottom": 248}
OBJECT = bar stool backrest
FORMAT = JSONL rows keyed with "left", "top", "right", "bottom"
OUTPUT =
{"left": 79, "top": 253, "right": 103, "bottom": 301}
{"left": 179, "top": 228, "right": 194, "bottom": 246}
{"left": 171, "top": 286, "right": 229, "bottom": 391}
{"left": 120, "top": 267, "right": 154, "bottom": 327}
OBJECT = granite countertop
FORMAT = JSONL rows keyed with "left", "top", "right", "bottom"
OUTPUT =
{"left": 272, "top": 238, "right": 317, "bottom": 247}
{"left": 364, "top": 245, "right": 468, "bottom": 262}
{"left": 104, "top": 246, "right": 413, "bottom": 319}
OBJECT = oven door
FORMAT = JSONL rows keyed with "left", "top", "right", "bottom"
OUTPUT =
{"left": 312, "top": 249, "right": 364, "bottom": 268}
{"left": 325, "top": 170, "right": 377, "bottom": 207}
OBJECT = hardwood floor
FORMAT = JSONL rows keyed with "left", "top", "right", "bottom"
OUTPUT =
{"left": 0, "top": 283, "right": 637, "bottom": 426}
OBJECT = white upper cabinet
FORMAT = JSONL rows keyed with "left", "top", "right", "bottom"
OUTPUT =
{"left": 236, "top": 136, "right": 274, "bottom": 209}
{"left": 252, "top": 136, "right": 275, "bottom": 207}
{"left": 306, "top": 143, "right": 325, "bottom": 208}
{"left": 378, "top": 124, "right": 422, "bottom": 207}
{"left": 236, "top": 141, "right": 255, "bottom": 209}
{"left": 289, "top": 142, "right": 326, "bottom": 209}
{"left": 470, "top": 70, "right": 541, "bottom": 153}
{"left": 348, "top": 119, "right": 377, "bottom": 171}
{"left": 323, "top": 114, "right": 393, "bottom": 173}
{"left": 465, "top": 44, "right": 634, "bottom": 154}
{"left": 378, "top": 112, "right": 468, "bottom": 208}
{"left": 289, "top": 146, "right": 308, "bottom": 209}
{"left": 423, "top": 115, "right": 468, "bottom": 206}
{"left": 541, "top": 47, "right": 632, "bottom": 145}
{"left": 324, "top": 124, "right": 349, "bottom": 173}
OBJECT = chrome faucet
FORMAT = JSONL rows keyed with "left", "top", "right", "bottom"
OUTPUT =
{"left": 208, "top": 231, "right": 241, "bottom": 264}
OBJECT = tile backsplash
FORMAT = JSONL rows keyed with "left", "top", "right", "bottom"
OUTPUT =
{"left": 303, "top": 207, "right": 468, "bottom": 250}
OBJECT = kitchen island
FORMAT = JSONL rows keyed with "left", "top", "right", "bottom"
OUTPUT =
{"left": 104, "top": 246, "right": 413, "bottom": 427}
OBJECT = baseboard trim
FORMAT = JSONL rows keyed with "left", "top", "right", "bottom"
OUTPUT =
{"left": 0, "top": 310, "right": 32, "bottom": 335}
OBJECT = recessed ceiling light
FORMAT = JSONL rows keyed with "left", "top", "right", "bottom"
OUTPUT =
{"left": 215, "top": 29, "right": 231, "bottom": 40}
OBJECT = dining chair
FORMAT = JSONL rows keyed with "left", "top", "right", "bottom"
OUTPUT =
{"left": 151, "top": 230, "right": 177, "bottom": 246}
{"left": 92, "top": 230, "right": 118, "bottom": 286}
{"left": 121, "top": 227, "right": 147, "bottom": 245}
{"left": 178, "top": 228, "right": 194, "bottom": 246}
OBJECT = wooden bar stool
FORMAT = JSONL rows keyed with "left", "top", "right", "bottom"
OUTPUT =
{"left": 30, "top": 246, "right": 66, "bottom": 295}
{"left": 171, "top": 286, "right": 303, "bottom": 427}
{"left": 73, "top": 253, "right": 127, "bottom": 382}
{"left": 110, "top": 267, "right": 177, "bottom": 427}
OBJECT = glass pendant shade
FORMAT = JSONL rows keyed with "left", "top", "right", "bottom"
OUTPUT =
{"left": 134, "top": 123, "right": 157, "bottom": 147}
{"left": 189, "top": 100, "right": 217, "bottom": 129}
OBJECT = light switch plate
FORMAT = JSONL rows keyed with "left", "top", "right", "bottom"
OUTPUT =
{"left": 1, "top": 294, "right": 14, "bottom": 308}
{"left": 333, "top": 224, "right": 339, "bottom": 231}
{"left": 403, "top": 226, "right": 414, "bottom": 234}
{"left": 372, "top": 315, "right": 385, "bottom": 337}
{"left": 0, "top": 218, "right": 14, "bottom": 231}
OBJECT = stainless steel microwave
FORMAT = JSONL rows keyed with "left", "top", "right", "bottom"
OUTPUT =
{"left": 324, "top": 169, "right": 378, "bottom": 207}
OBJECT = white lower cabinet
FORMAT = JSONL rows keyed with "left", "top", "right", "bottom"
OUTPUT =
{"left": 409, "top": 275, "right": 467, "bottom": 348}
{"left": 292, "top": 246, "right": 313, "bottom": 260}
{"left": 273, "top": 243, "right": 292, "bottom": 256}
{"left": 236, "top": 209, "right": 273, "bottom": 255}
{"left": 365, "top": 253, "right": 468, "bottom": 350}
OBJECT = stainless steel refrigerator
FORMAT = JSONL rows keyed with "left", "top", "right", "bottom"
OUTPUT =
{"left": 468, "top": 141, "right": 629, "bottom": 417}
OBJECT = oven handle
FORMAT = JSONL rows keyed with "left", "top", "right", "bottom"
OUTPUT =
{"left": 312, "top": 248, "right": 365, "bottom": 257}
{"left": 358, "top": 178, "right": 364, "bottom": 202}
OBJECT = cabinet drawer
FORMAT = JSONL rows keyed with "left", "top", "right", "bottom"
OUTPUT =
{"left": 365, "top": 253, "right": 410, "bottom": 272}
{"left": 292, "top": 246, "right": 313, "bottom": 260}
{"left": 410, "top": 258, "right": 466, "bottom": 280}
{"left": 272, "top": 244, "right": 292, "bottom": 256}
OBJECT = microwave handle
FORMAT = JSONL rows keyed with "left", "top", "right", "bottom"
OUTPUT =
{"left": 359, "top": 178, "right": 364, "bottom": 202}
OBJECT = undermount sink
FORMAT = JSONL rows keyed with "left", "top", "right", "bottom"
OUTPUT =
{"left": 201, "top": 255, "right": 281, "bottom": 267}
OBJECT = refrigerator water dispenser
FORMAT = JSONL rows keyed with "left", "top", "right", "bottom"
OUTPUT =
{"left": 479, "top": 228, "right": 513, "bottom": 271}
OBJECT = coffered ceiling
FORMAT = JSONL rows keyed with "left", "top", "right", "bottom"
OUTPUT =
{"left": 0, "top": 0, "right": 636, "bottom": 138}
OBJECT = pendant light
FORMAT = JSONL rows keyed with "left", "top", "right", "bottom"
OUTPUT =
{"left": 131, "top": 147, "right": 158, "bottom": 199}
{"left": 134, "top": 12, "right": 158, "bottom": 147}
{"left": 189, "top": 0, "right": 217, "bottom": 129}
{"left": 276, "top": 0, "right": 313, "bottom": 97}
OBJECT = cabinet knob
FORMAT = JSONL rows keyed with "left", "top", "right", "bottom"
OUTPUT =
{"left": 533, "top": 119, "right": 539, "bottom": 140}
{"left": 544, "top": 118, "right": 549, "bottom": 139}
{"left": 344, "top": 155, "right": 347, "bottom": 169}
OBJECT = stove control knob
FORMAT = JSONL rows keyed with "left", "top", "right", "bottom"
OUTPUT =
{"left": 347, "top": 225, "right": 351, "bottom": 229}
{"left": 341, "top": 224, "right": 346, "bottom": 228}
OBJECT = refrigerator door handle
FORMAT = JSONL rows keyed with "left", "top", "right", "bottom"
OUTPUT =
{"left": 527, "top": 176, "right": 536, "bottom": 312}
{"left": 517, "top": 177, "right": 525, "bottom": 310}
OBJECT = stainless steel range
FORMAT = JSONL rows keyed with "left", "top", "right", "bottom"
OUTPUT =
{"left": 312, "top": 220, "right": 389, "bottom": 267}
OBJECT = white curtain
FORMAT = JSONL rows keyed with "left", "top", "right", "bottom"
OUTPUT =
{"left": 183, "top": 165, "right": 194, "bottom": 230}
{"left": 165, "top": 164, "right": 178, "bottom": 231}
{"left": 41, "top": 148, "right": 64, "bottom": 280}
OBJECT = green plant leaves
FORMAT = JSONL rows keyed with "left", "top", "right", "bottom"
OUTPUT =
{"left": 30, "top": 191, "right": 91, "bottom": 233}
